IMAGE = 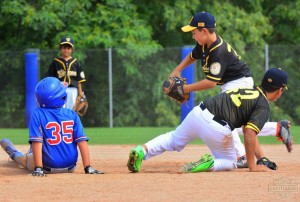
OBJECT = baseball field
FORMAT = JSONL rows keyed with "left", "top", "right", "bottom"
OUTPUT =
{"left": 0, "top": 127, "right": 299, "bottom": 202}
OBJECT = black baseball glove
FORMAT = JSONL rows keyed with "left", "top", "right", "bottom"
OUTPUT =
{"left": 162, "top": 77, "right": 190, "bottom": 104}
{"left": 256, "top": 157, "right": 278, "bottom": 170}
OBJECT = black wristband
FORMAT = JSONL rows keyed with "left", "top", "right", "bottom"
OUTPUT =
{"left": 84, "top": 165, "right": 91, "bottom": 173}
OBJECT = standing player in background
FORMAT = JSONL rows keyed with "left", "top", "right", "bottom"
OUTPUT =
{"left": 169, "top": 11, "right": 289, "bottom": 167}
{"left": 47, "top": 37, "right": 86, "bottom": 110}
{"left": 0, "top": 77, "right": 103, "bottom": 176}
{"left": 127, "top": 68, "right": 292, "bottom": 173}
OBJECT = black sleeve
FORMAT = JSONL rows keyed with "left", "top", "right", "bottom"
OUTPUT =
{"left": 191, "top": 43, "right": 202, "bottom": 59}
{"left": 46, "top": 60, "right": 57, "bottom": 77}
{"left": 75, "top": 60, "right": 86, "bottom": 83}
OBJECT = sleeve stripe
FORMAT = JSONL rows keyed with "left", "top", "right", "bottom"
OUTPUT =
{"left": 245, "top": 122, "right": 260, "bottom": 133}
{"left": 207, "top": 75, "right": 221, "bottom": 81}
{"left": 190, "top": 52, "right": 195, "bottom": 60}
{"left": 78, "top": 79, "right": 86, "bottom": 83}
{"left": 29, "top": 137, "right": 43, "bottom": 142}
{"left": 74, "top": 136, "right": 88, "bottom": 142}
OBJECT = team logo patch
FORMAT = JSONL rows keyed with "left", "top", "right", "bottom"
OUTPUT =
{"left": 210, "top": 62, "right": 221, "bottom": 75}
{"left": 80, "top": 72, "right": 85, "bottom": 79}
{"left": 66, "top": 38, "right": 71, "bottom": 42}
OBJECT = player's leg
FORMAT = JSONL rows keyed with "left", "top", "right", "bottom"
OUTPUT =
{"left": 181, "top": 105, "right": 236, "bottom": 172}
{"left": 198, "top": 122, "right": 236, "bottom": 171}
{"left": 64, "top": 87, "right": 78, "bottom": 109}
{"left": 0, "top": 138, "right": 28, "bottom": 168}
{"left": 221, "top": 77, "right": 254, "bottom": 167}
{"left": 127, "top": 106, "right": 200, "bottom": 172}
{"left": 232, "top": 129, "right": 248, "bottom": 168}
{"left": 236, "top": 122, "right": 277, "bottom": 136}
{"left": 237, "top": 121, "right": 292, "bottom": 152}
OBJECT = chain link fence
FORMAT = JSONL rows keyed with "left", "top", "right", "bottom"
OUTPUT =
{"left": 0, "top": 45, "right": 299, "bottom": 128}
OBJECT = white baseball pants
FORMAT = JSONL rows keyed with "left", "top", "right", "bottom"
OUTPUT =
{"left": 145, "top": 104, "right": 237, "bottom": 171}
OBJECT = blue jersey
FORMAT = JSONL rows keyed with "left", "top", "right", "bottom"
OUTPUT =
{"left": 29, "top": 107, "right": 88, "bottom": 169}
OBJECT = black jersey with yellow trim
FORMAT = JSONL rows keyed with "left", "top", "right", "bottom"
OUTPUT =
{"left": 47, "top": 57, "right": 86, "bottom": 88}
{"left": 191, "top": 36, "right": 251, "bottom": 85}
{"left": 203, "top": 86, "right": 270, "bottom": 133}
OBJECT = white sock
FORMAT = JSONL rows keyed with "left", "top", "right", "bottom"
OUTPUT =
{"left": 213, "top": 159, "right": 236, "bottom": 171}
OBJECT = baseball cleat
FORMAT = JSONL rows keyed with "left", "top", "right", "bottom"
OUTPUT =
{"left": 277, "top": 120, "right": 293, "bottom": 152}
{"left": 0, "top": 138, "right": 23, "bottom": 160}
{"left": 237, "top": 156, "right": 248, "bottom": 168}
{"left": 127, "top": 145, "right": 145, "bottom": 173}
{"left": 181, "top": 153, "right": 214, "bottom": 172}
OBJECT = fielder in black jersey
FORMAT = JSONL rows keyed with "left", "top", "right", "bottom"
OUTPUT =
{"left": 47, "top": 37, "right": 86, "bottom": 110}
{"left": 204, "top": 86, "right": 270, "bottom": 133}
{"left": 171, "top": 11, "right": 253, "bottom": 92}
{"left": 127, "top": 67, "right": 289, "bottom": 173}
{"left": 170, "top": 11, "right": 285, "bottom": 169}
{"left": 191, "top": 36, "right": 251, "bottom": 85}
{"left": 48, "top": 57, "right": 86, "bottom": 88}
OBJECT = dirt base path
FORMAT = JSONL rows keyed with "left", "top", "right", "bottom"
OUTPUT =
{"left": 0, "top": 145, "right": 299, "bottom": 202}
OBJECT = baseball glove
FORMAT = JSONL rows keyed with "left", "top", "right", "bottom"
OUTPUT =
{"left": 162, "top": 77, "right": 190, "bottom": 104}
{"left": 256, "top": 157, "right": 278, "bottom": 170}
{"left": 73, "top": 92, "right": 88, "bottom": 116}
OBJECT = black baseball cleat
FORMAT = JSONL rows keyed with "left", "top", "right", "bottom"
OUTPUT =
{"left": 277, "top": 120, "right": 293, "bottom": 152}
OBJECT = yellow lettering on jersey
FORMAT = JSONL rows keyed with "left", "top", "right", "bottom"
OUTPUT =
{"left": 202, "top": 65, "right": 209, "bottom": 73}
{"left": 68, "top": 70, "right": 77, "bottom": 76}
{"left": 57, "top": 69, "right": 66, "bottom": 78}
{"left": 227, "top": 89, "right": 259, "bottom": 107}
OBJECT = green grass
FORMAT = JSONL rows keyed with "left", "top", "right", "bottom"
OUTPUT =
{"left": 0, "top": 126, "right": 298, "bottom": 145}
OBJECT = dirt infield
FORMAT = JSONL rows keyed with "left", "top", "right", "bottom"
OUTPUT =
{"left": 0, "top": 145, "right": 299, "bottom": 202}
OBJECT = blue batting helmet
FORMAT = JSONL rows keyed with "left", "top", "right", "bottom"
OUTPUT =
{"left": 35, "top": 77, "right": 67, "bottom": 108}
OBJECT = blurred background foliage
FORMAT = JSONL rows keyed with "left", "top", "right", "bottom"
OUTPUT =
{"left": 0, "top": 0, "right": 299, "bottom": 127}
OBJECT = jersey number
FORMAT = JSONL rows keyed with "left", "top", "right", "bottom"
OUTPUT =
{"left": 226, "top": 89, "right": 259, "bottom": 107}
{"left": 46, "top": 121, "right": 74, "bottom": 145}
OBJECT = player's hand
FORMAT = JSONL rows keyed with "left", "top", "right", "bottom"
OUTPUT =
{"left": 249, "top": 165, "right": 272, "bottom": 172}
{"left": 32, "top": 167, "right": 46, "bottom": 177}
{"left": 169, "top": 70, "right": 181, "bottom": 78}
{"left": 84, "top": 165, "right": 104, "bottom": 174}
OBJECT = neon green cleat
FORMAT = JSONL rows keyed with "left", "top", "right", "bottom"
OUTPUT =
{"left": 181, "top": 154, "right": 214, "bottom": 172}
{"left": 127, "top": 145, "right": 145, "bottom": 173}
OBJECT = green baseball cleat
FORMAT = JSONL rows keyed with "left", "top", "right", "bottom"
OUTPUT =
{"left": 181, "top": 154, "right": 214, "bottom": 172}
{"left": 127, "top": 145, "right": 145, "bottom": 173}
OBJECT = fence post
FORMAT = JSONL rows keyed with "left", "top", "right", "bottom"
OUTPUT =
{"left": 265, "top": 44, "right": 269, "bottom": 72}
{"left": 108, "top": 48, "right": 113, "bottom": 128}
{"left": 25, "top": 50, "right": 39, "bottom": 127}
{"left": 181, "top": 46, "right": 195, "bottom": 122}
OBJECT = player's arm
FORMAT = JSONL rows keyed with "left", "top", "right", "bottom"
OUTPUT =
{"left": 243, "top": 128, "right": 270, "bottom": 172}
{"left": 77, "top": 140, "right": 104, "bottom": 174}
{"left": 170, "top": 54, "right": 196, "bottom": 77}
{"left": 31, "top": 141, "right": 46, "bottom": 176}
{"left": 254, "top": 136, "right": 265, "bottom": 159}
{"left": 77, "top": 140, "right": 91, "bottom": 167}
{"left": 183, "top": 79, "right": 217, "bottom": 93}
{"left": 77, "top": 82, "right": 83, "bottom": 96}
{"left": 32, "top": 142, "right": 43, "bottom": 167}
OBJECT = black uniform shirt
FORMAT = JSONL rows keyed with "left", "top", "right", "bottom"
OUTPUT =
{"left": 191, "top": 36, "right": 251, "bottom": 85}
{"left": 203, "top": 86, "right": 270, "bottom": 133}
{"left": 47, "top": 57, "right": 86, "bottom": 88}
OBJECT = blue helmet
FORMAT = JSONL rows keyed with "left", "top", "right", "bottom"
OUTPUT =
{"left": 35, "top": 77, "right": 67, "bottom": 108}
